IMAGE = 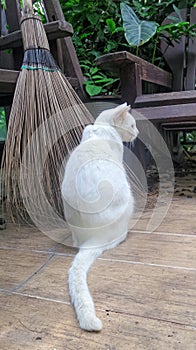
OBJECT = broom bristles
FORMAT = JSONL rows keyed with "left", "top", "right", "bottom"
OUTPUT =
{"left": 3, "top": 68, "right": 94, "bottom": 222}
{"left": 2, "top": 7, "right": 94, "bottom": 226}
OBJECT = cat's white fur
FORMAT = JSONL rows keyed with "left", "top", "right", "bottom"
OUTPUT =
{"left": 61, "top": 103, "right": 138, "bottom": 331}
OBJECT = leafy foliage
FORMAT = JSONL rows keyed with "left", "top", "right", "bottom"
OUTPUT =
{"left": 60, "top": 0, "right": 128, "bottom": 95}
{"left": 60, "top": 0, "right": 195, "bottom": 95}
{"left": 179, "top": 131, "right": 196, "bottom": 152}
{"left": 0, "top": 0, "right": 6, "bottom": 10}
{"left": 33, "top": 1, "right": 47, "bottom": 23}
{"left": 0, "top": 108, "right": 7, "bottom": 141}
{"left": 60, "top": 0, "right": 128, "bottom": 63}
{"left": 83, "top": 65, "right": 119, "bottom": 96}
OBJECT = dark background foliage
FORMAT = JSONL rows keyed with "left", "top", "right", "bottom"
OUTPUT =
{"left": 60, "top": 0, "right": 194, "bottom": 64}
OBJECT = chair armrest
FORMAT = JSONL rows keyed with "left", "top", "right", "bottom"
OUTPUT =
{"left": 0, "top": 69, "right": 19, "bottom": 93}
{"left": 97, "top": 51, "right": 172, "bottom": 89}
{"left": 0, "top": 20, "right": 73, "bottom": 50}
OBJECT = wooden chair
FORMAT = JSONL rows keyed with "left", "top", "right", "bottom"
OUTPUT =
{"left": 97, "top": 7, "right": 196, "bottom": 163}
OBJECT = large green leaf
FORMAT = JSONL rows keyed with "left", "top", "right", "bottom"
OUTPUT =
{"left": 120, "top": 3, "right": 158, "bottom": 47}
{"left": 85, "top": 83, "right": 102, "bottom": 96}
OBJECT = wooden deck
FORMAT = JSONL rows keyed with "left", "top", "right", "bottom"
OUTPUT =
{"left": 0, "top": 176, "right": 196, "bottom": 349}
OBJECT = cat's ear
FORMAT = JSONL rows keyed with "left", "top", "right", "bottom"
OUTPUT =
{"left": 112, "top": 103, "right": 131, "bottom": 124}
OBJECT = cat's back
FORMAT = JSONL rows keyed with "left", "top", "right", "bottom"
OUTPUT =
{"left": 61, "top": 124, "right": 126, "bottom": 197}
{"left": 61, "top": 122, "right": 134, "bottom": 247}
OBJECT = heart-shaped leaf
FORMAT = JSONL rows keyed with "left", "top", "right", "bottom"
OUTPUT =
{"left": 85, "top": 83, "right": 102, "bottom": 96}
{"left": 120, "top": 3, "right": 158, "bottom": 47}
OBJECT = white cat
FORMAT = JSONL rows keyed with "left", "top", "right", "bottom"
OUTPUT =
{"left": 61, "top": 103, "right": 138, "bottom": 331}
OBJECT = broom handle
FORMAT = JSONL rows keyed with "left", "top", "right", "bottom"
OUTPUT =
{"left": 23, "top": 0, "right": 33, "bottom": 13}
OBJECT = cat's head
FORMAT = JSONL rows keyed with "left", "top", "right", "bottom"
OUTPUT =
{"left": 95, "top": 103, "right": 138, "bottom": 142}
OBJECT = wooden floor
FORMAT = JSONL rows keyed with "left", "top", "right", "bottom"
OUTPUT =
{"left": 0, "top": 189, "right": 196, "bottom": 349}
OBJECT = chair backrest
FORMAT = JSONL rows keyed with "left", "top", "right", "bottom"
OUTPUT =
{"left": 160, "top": 7, "right": 196, "bottom": 91}
{"left": 0, "top": 0, "right": 22, "bottom": 70}
{"left": 186, "top": 7, "right": 196, "bottom": 90}
{"left": 42, "top": 0, "right": 86, "bottom": 100}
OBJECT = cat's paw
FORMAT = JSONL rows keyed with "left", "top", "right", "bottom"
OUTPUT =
{"left": 79, "top": 315, "right": 102, "bottom": 332}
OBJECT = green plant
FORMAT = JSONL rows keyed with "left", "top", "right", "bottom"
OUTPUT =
{"left": 60, "top": 0, "right": 195, "bottom": 94}
{"left": 0, "top": 108, "right": 7, "bottom": 141}
{"left": 60, "top": 0, "right": 127, "bottom": 62}
{"left": 82, "top": 63, "right": 119, "bottom": 96}
{"left": 179, "top": 131, "right": 196, "bottom": 153}
{"left": 0, "top": 0, "right": 6, "bottom": 9}
{"left": 60, "top": 0, "right": 128, "bottom": 95}
{"left": 121, "top": 2, "right": 196, "bottom": 63}
{"left": 33, "top": 0, "right": 47, "bottom": 22}
{"left": 120, "top": 3, "right": 158, "bottom": 56}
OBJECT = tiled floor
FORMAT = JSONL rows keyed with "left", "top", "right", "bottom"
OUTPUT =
{"left": 0, "top": 195, "right": 195, "bottom": 349}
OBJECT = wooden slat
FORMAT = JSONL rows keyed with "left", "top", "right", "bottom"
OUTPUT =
{"left": 43, "top": 0, "right": 65, "bottom": 21}
{"left": 162, "top": 123, "right": 196, "bottom": 131}
{"left": 0, "top": 68, "right": 19, "bottom": 93}
{"left": 186, "top": 7, "right": 196, "bottom": 90}
{"left": 43, "top": 0, "right": 86, "bottom": 100}
{"left": 0, "top": 20, "right": 73, "bottom": 50}
{"left": 0, "top": 69, "right": 79, "bottom": 95}
{"left": 5, "top": 0, "right": 21, "bottom": 32}
{"left": 44, "top": 20, "right": 73, "bottom": 40}
{"left": 4, "top": 0, "right": 22, "bottom": 70}
{"left": 160, "top": 9, "right": 187, "bottom": 91}
{"left": 0, "top": 9, "right": 16, "bottom": 70}
{"left": 0, "top": 68, "right": 19, "bottom": 82}
{"left": 97, "top": 51, "right": 172, "bottom": 88}
{"left": 134, "top": 90, "right": 196, "bottom": 108}
{"left": 132, "top": 103, "right": 196, "bottom": 123}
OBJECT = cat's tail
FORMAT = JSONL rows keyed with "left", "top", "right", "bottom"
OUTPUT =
{"left": 69, "top": 247, "right": 103, "bottom": 331}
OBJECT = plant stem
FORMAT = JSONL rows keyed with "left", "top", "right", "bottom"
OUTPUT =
{"left": 152, "top": 34, "right": 159, "bottom": 65}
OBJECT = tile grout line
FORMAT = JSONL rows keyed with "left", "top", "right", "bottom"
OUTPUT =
{"left": 0, "top": 289, "right": 70, "bottom": 305}
{"left": 0, "top": 246, "right": 75, "bottom": 256}
{"left": 98, "top": 258, "right": 196, "bottom": 271}
{"left": 11, "top": 253, "right": 56, "bottom": 293}
{"left": 0, "top": 246, "right": 195, "bottom": 271}
{"left": 14, "top": 291, "right": 71, "bottom": 305}
{"left": 130, "top": 230, "right": 196, "bottom": 237}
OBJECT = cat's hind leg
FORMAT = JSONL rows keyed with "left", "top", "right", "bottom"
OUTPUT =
{"left": 69, "top": 247, "right": 103, "bottom": 331}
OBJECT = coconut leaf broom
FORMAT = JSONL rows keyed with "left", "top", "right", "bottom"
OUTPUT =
{"left": 1, "top": 0, "right": 94, "bottom": 242}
